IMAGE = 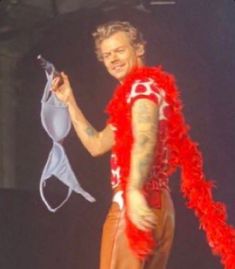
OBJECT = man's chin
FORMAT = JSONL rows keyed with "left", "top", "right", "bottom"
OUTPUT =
{"left": 111, "top": 70, "right": 127, "bottom": 81}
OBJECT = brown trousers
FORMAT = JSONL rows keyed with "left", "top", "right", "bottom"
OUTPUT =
{"left": 99, "top": 189, "right": 175, "bottom": 269}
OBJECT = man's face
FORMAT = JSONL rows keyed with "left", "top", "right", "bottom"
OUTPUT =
{"left": 100, "top": 31, "right": 144, "bottom": 82}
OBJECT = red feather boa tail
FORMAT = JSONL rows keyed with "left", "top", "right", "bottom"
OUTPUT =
{"left": 162, "top": 68, "right": 235, "bottom": 268}
{"left": 179, "top": 136, "right": 235, "bottom": 268}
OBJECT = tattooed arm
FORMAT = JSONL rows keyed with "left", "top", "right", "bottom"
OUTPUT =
{"left": 68, "top": 97, "right": 114, "bottom": 156}
{"left": 127, "top": 98, "right": 159, "bottom": 231}
{"left": 52, "top": 73, "right": 114, "bottom": 157}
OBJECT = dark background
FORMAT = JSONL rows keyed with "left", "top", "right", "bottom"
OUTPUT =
{"left": 0, "top": 0, "right": 234, "bottom": 268}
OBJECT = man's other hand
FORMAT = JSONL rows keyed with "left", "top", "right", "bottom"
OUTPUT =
{"left": 127, "top": 188, "right": 157, "bottom": 231}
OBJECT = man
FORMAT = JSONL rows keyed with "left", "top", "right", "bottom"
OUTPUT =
{"left": 52, "top": 21, "right": 235, "bottom": 269}
{"left": 52, "top": 21, "right": 174, "bottom": 269}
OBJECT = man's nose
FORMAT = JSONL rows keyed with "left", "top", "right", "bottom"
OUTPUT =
{"left": 110, "top": 52, "right": 118, "bottom": 63}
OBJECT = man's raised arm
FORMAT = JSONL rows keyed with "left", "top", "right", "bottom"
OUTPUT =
{"left": 52, "top": 72, "right": 114, "bottom": 156}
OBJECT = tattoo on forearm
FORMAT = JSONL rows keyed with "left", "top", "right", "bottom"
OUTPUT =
{"left": 85, "top": 126, "right": 96, "bottom": 137}
{"left": 138, "top": 153, "right": 153, "bottom": 176}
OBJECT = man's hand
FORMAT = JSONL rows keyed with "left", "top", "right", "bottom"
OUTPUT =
{"left": 51, "top": 72, "right": 75, "bottom": 105}
{"left": 127, "top": 188, "right": 157, "bottom": 231}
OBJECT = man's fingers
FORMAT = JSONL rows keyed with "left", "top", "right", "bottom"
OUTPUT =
{"left": 143, "top": 213, "right": 157, "bottom": 226}
{"left": 61, "top": 72, "right": 68, "bottom": 81}
{"left": 51, "top": 76, "right": 64, "bottom": 92}
{"left": 140, "top": 208, "right": 157, "bottom": 224}
{"left": 51, "top": 77, "right": 59, "bottom": 89}
{"left": 130, "top": 209, "right": 157, "bottom": 231}
{"left": 134, "top": 217, "right": 156, "bottom": 231}
{"left": 144, "top": 215, "right": 157, "bottom": 225}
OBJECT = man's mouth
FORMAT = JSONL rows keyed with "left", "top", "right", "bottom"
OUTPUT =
{"left": 112, "top": 64, "right": 125, "bottom": 72}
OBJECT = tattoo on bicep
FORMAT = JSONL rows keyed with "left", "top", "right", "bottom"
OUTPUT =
{"left": 136, "top": 102, "right": 152, "bottom": 123}
{"left": 85, "top": 126, "right": 96, "bottom": 137}
{"left": 138, "top": 134, "right": 150, "bottom": 147}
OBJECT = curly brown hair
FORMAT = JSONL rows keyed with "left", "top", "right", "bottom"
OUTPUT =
{"left": 92, "top": 21, "right": 146, "bottom": 61}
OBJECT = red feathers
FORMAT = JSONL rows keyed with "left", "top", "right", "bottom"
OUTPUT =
{"left": 106, "top": 66, "right": 235, "bottom": 267}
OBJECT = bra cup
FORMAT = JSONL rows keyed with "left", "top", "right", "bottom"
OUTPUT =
{"left": 41, "top": 102, "right": 71, "bottom": 142}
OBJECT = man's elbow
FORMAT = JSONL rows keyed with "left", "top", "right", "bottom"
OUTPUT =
{"left": 89, "top": 146, "right": 105, "bottom": 157}
{"left": 136, "top": 137, "right": 157, "bottom": 150}
{"left": 89, "top": 148, "right": 100, "bottom": 157}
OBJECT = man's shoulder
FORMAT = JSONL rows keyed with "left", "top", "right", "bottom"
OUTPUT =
{"left": 127, "top": 77, "right": 163, "bottom": 104}
{"left": 127, "top": 65, "right": 174, "bottom": 86}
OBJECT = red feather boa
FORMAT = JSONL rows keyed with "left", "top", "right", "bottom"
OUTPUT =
{"left": 106, "top": 66, "right": 235, "bottom": 267}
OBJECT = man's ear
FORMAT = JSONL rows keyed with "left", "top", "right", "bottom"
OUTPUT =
{"left": 136, "top": 44, "right": 145, "bottom": 57}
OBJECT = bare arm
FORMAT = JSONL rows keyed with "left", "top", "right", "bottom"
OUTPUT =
{"left": 127, "top": 98, "right": 159, "bottom": 231}
{"left": 52, "top": 73, "right": 114, "bottom": 156}
{"left": 68, "top": 97, "right": 114, "bottom": 156}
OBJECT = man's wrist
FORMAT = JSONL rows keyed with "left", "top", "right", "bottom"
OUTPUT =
{"left": 66, "top": 94, "right": 77, "bottom": 108}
